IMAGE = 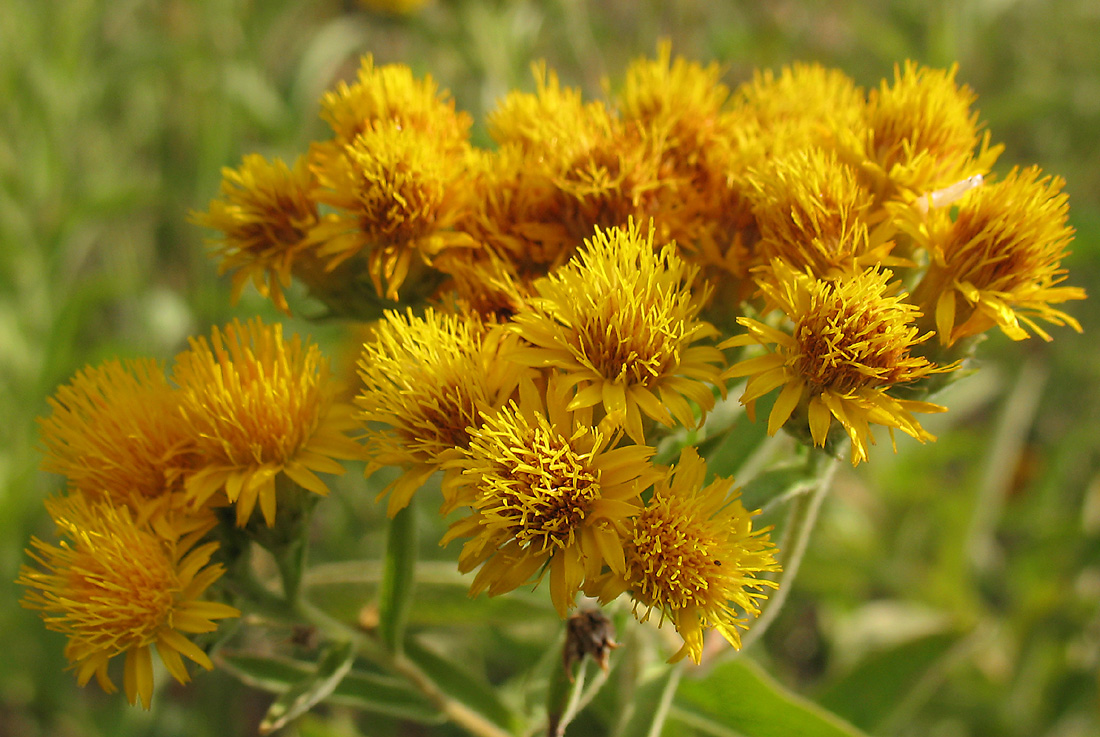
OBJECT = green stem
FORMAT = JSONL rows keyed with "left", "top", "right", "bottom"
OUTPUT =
{"left": 643, "top": 664, "right": 683, "bottom": 737}
{"left": 735, "top": 453, "right": 838, "bottom": 654}
{"left": 273, "top": 535, "right": 308, "bottom": 604}
{"left": 292, "top": 598, "right": 513, "bottom": 737}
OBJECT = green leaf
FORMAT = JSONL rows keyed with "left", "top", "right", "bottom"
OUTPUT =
{"left": 816, "top": 631, "right": 960, "bottom": 733}
{"left": 738, "top": 464, "right": 817, "bottom": 513}
{"left": 219, "top": 650, "right": 443, "bottom": 724}
{"left": 404, "top": 636, "right": 519, "bottom": 731}
{"left": 259, "top": 641, "right": 357, "bottom": 735}
{"left": 705, "top": 394, "right": 776, "bottom": 479}
{"left": 674, "top": 658, "right": 869, "bottom": 737}
{"left": 378, "top": 502, "right": 419, "bottom": 652}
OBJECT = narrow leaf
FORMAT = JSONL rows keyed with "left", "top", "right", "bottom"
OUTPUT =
{"left": 675, "top": 658, "right": 869, "bottom": 737}
{"left": 259, "top": 641, "right": 357, "bottom": 735}
{"left": 219, "top": 651, "right": 443, "bottom": 724}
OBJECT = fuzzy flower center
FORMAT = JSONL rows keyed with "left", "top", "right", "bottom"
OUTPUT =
{"left": 790, "top": 275, "right": 928, "bottom": 394}
{"left": 476, "top": 424, "right": 601, "bottom": 552}
{"left": 629, "top": 498, "right": 720, "bottom": 610}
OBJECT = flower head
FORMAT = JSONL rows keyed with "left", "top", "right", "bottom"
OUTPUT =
{"left": 318, "top": 55, "right": 471, "bottom": 151}
{"left": 17, "top": 495, "right": 239, "bottom": 709}
{"left": 747, "top": 148, "right": 903, "bottom": 277}
{"left": 442, "top": 375, "right": 660, "bottom": 617}
{"left": 902, "top": 166, "right": 1086, "bottom": 344}
{"left": 732, "top": 63, "right": 866, "bottom": 157}
{"left": 488, "top": 65, "right": 669, "bottom": 241}
{"left": 595, "top": 447, "right": 779, "bottom": 663}
{"left": 509, "top": 221, "right": 725, "bottom": 443}
{"left": 38, "top": 358, "right": 197, "bottom": 513}
{"left": 173, "top": 318, "right": 362, "bottom": 527}
{"left": 453, "top": 145, "right": 574, "bottom": 282}
{"left": 723, "top": 261, "right": 953, "bottom": 464}
{"left": 858, "top": 62, "right": 1001, "bottom": 199}
{"left": 311, "top": 121, "right": 476, "bottom": 301}
{"left": 617, "top": 42, "right": 730, "bottom": 146}
{"left": 192, "top": 154, "right": 321, "bottom": 315}
{"left": 357, "top": 308, "right": 523, "bottom": 515}
{"left": 488, "top": 64, "right": 608, "bottom": 160}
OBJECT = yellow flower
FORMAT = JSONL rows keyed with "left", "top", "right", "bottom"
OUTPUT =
{"left": 509, "top": 221, "right": 725, "bottom": 443}
{"left": 191, "top": 153, "right": 321, "bottom": 315}
{"left": 616, "top": 46, "right": 757, "bottom": 285}
{"left": 902, "top": 166, "right": 1086, "bottom": 345}
{"left": 17, "top": 495, "right": 239, "bottom": 709}
{"left": 173, "top": 318, "right": 362, "bottom": 527}
{"left": 594, "top": 447, "right": 779, "bottom": 664}
{"left": 732, "top": 62, "right": 866, "bottom": 157}
{"left": 617, "top": 42, "right": 730, "bottom": 146}
{"left": 723, "top": 261, "right": 953, "bottom": 465}
{"left": 318, "top": 55, "right": 470, "bottom": 151}
{"left": 488, "top": 63, "right": 608, "bottom": 161}
{"left": 452, "top": 145, "right": 573, "bottom": 282}
{"left": 856, "top": 62, "right": 1001, "bottom": 200}
{"left": 357, "top": 308, "right": 523, "bottom": 516}
{"left": 488, "top": 64, "right": 668, "bottom": 241}
{"left": 38, "top": 358, "right": 196, "bottom": 512}
{"left": 441, "top": 374, "right": 660, "bottom": 617}
{"left": 310, "top": 121, "right": 476, "bottom": 301}
{"left": 436, "top": 249, "right": 532, "bottom": 323}
{"left": 747, "top": 147, "right": 905, "bottom": 277}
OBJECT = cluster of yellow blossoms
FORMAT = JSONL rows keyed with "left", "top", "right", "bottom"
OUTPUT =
{"left": 19, "top": 320, "right": 361, "bottom": 707}
{"left": 20, "top": 46, "right": 1084, "bottom": 706}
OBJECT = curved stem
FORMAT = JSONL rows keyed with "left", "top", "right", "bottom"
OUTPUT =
{"left": 735, "top": 453, "right": 839, "bottom": 654}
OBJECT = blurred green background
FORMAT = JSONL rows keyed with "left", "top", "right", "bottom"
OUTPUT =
{"left": 2, "top": 1, "right": 1098, "bottom": 736}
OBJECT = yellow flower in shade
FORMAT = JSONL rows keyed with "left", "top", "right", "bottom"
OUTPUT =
{"left": 357, "top": 308, "right": 523, "bottom": 516}
{"left": 593, "top": 447, "right": 779, "bottom": 664}
{"left": 453, "top": 145, "right": 573, "bottom": 282}
{"left": 732, "top": 63, "right": 866, "bottom": 157}
{"left": 488, "top": 63, "right": 607, "bottom": 161}
{"left": 723, "top": 261, "right": 954, "bottom": 465}
{"left": 857, "top": 62, "right": 1001, "bottom": 200}
{"left": 17, "top": 495, "right": 239, "bottom": 709}
{"left": 38, "top": 358, "right": 194, "bottom": 506}
{"left": 441, "top": 374, "right": 661, "bottom": 617}
{"left": 436, "top": 249, "right": 532, "bottom": 324}
{"left": 192, "top": 154, "right": 321, "bottom": 315}
{"left": 488, "top": 65, "right": 668, "bottom": 241}
{"left": 509, "top": 221, "right": 725, "bottom": 444}
{"left": 616, "top": 45, "right": 755, "bottom": 284}
{"left": 173, "top": 318, "right": 362, "bottom": 527}
{"left": 901, "top": 166, "right": 1086, "bottom": 345}
{"left": 318, "top": 55, "right": 471, "bottom": 152}
{"left": 747, "top": 148, "right": 906, "bottom": 277}
{"left": 617, "top": 42, "right": 729, "bottom": 146}
{"left": 310, "top": 121, "right": 476, "bottom": 301}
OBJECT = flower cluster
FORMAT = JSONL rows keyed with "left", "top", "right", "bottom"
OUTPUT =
{"left": 19, "top": 318, "right": 361, "bottom": 706}
{"left": 23, "top": 46, "right": 1086, "bottom": 700}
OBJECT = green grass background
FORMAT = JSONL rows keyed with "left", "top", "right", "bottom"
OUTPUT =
{"left": 2, "top": 1, "right": 1098, "bottom": 736}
